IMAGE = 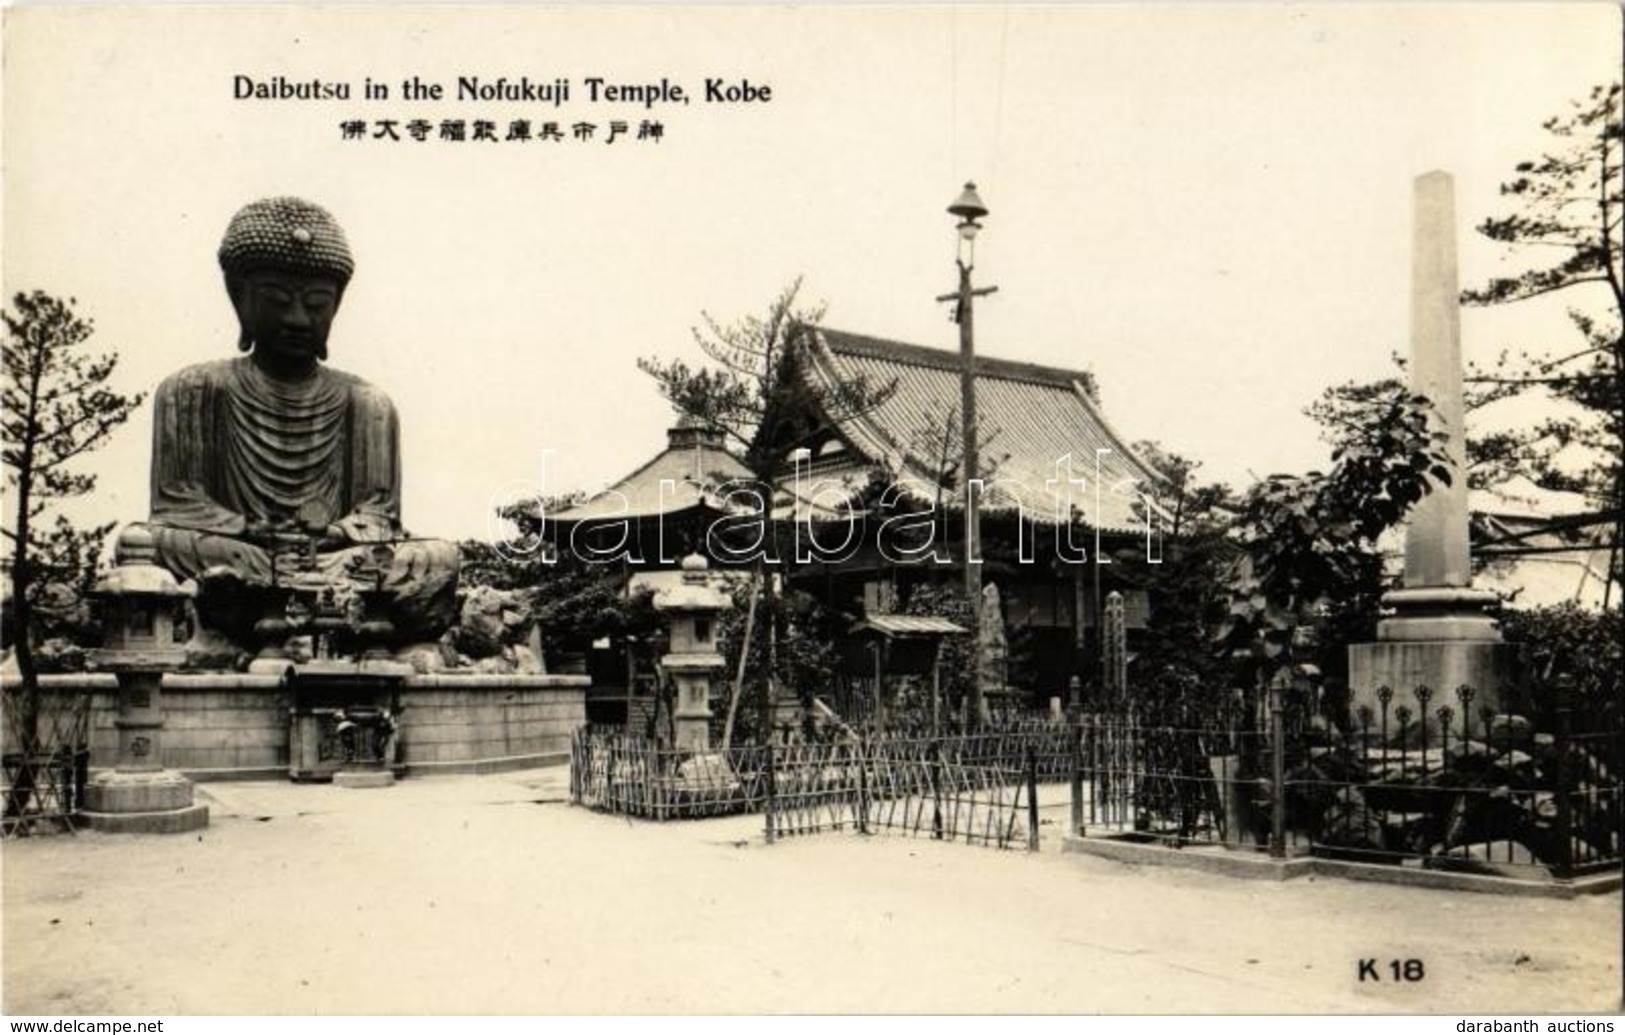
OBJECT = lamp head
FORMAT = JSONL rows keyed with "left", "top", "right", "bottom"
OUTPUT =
{"left": 947, "top": 181, "right": 989, "bottom": 223}
{"left": 948, "top": 181, "right": 988, "bottom": 260}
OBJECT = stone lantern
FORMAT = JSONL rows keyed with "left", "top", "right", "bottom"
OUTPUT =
{"left": 81, "top": 526, "right": 209, "bottom": 833}
{"left": 653, "top": 554, "right": 731, "bottom": 751}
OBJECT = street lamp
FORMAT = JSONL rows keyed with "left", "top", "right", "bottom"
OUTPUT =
{"left": 949, "top": 181, "right": 988, "bottom": 262}
{"left": 937, "top": 181, "right": 997, "bottom": 728}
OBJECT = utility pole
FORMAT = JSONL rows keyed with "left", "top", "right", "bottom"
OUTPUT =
{"left": 936, "top": 181, "right": 997, "bottom": 728}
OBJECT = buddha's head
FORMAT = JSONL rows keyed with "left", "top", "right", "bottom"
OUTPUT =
{"left": 218, "top": 197, "right": 354, "bottom": 373}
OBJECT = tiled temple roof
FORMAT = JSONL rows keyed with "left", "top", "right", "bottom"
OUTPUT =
{"left": 555, "top": 327, "right": 1167, "bottom": 535}
{"left": 786, "top": 327, "right": 1167, "bottom": 533}
{"left": 550, "top": 421, "right": 752, "bottom": 523}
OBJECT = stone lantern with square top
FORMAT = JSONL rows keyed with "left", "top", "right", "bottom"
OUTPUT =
{"left": 653, "top": 554, "right": 732, "bottom": 751}
{"left": 81, "top": 525, "right": 210, "bottom": 832}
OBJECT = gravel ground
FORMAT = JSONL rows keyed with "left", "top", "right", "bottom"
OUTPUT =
{"left": 3, "top": 766, "right": 1619, "bottom": 1015}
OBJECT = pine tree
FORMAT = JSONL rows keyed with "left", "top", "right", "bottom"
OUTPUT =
{"left": 3, "top": 291, "right": 145, "bottom": 812}
{"left": 1461, "top": 80, "right": 1623, "bottom": 602}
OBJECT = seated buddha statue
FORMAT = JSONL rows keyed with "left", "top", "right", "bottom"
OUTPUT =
{"left": 120, "top": 197, "right": 459, "bottom": 648}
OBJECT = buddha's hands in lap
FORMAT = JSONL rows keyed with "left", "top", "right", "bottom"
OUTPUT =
{"left": 316, "top": 523, "right": 355, "bottom": 551}
{"left": 244, "top": 517, "right": 300, "bottom": 548}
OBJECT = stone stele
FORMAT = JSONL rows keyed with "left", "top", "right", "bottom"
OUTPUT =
{"left": 1348, "top": 171, "right": 1513, "bottom": 716}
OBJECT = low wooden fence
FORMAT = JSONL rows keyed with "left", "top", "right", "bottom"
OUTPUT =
{"left": 568, "top": 727, "right": 772, "bottom": 820}
{"left": 569, "top": 727, "right": 1048, "bottom": 850}
{"left": 2, "top": 686, "right": 93, "bottom": 838}
{"left": 767, "top": 734, "right": 1041, "bottom": 849}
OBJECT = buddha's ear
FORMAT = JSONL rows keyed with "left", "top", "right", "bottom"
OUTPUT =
{"left": 318, "top": 285, "right": 343, "bottom": 361}
{"left": 225, "top": 273, "right": 253, "bottom": 352}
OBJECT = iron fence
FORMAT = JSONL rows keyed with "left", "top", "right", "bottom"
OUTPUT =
{"left": 1068, "top": 683, "right": 1623, "bottom": 881}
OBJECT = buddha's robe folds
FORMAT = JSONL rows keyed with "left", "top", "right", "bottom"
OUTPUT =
{"left": 140, "top": 356, "right": 458, "bottom": 639}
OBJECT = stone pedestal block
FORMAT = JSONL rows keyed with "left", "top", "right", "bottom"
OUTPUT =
{"left": 84, "top": 770, "right": 195, "bottom": 812}
{"left": 78, "top": 804, "right": 211, "bottom": 835}
{"left": 79, "top": 770, "right": 209, "bottom": 834}
{"left": 1348, "top": 639, "right": 1516, "bottom": 717}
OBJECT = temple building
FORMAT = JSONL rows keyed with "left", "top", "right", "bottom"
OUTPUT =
{"left": 1469, "top": 478, "right": 1615, "bottom": 610}
{"left": 549, "top": 326, "right": 1170, "bottom": 721}
{"left": 553, "top": 414, "right": 755, "bottom": 566}
{"left": 760, "top": 328, "right": 1166, "bottom": 659}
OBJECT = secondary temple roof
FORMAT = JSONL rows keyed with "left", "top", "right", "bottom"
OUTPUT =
{"left": 553, "top": 327, "right": 1168, "bottom": 535}
{"left": 550, "top": 416, "right": 753, "bottom": 523}
{"left": 781, "top": 327, "right": 1167, "bottom": 533}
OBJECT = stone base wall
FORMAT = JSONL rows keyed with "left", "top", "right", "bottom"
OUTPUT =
{"left": 32, "top": 672, "right": 588, "bottom": 781}
{"left": 394, "top": 675, "right": 586, "bottom": 774}
{"left": 3, "top": 674, "right": 117, "bottom": 758}
{"left": 152, "top": 675, "right": 290, "bottom": 778}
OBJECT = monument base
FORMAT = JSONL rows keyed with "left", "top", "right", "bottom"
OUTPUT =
{"left": 1347, "top": 639, "right": 1516, "bottom": 716}
{"left": 1349, "top": 582, "right": 1517, "bottom": 718}
{"left": 1376, "top": 587, "right": 1503, "bottom": 642}
{"left": 79, "top": 770, "right": 209, "bottom": 834}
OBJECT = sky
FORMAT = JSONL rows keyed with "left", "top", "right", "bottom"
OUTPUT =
{"left": 3, "top": 3, "right": 1620, "bottom": 544}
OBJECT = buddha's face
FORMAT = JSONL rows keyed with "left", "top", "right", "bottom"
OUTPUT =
{"left": 233, "top": 269, "right": 342, "bottom": 371}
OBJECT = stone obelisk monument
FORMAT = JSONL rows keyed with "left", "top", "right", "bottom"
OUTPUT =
{"left": 1348, "top": 171, "right": 1510, "bottom": 710}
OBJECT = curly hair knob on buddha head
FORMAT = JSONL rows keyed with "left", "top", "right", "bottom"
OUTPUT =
{"left": 217, "top": 196, "right": 355, "bottom": 288}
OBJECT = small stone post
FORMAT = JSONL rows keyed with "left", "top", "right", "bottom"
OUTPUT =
{"left": 1102, "top": 591, "right": 1127, "bottom": 708}
{"left": 81, "top": 527, "right": 209, "bottom": 833}
{"left": 653, "top": 554, "right": 731, "bottom": 752}
{"left": 977, "top": 582, "right": 1008, "bottom": 701}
